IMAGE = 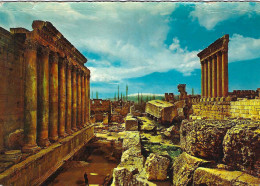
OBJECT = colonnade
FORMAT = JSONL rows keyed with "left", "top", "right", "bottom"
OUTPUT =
{"left": 200, "top": 50, "right": 228, "bottom": 98}
{"left": 22, "top": 39, "right": 90, "bottom": 152}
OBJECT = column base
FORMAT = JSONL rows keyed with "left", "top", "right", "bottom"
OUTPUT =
{"left": 59, "top": 132, "right": 68, "bottom": 138}
{"left": 22, "top": 144, "right": 41, "bottom": 153}
{"left": 49, "top": 136, "right": 59, "bottom": 143}
{"left": 72, "top": 127, "right": 78, "bottom": 132}
{"left": 38, "top": 139, "right": 51, "bottom": 147}
{"left": 66, "top": 129, "right": 73, "bottom": 135}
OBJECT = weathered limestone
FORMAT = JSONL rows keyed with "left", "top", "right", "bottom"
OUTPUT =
{"left": 71, "top": 66, "right": 78, "bottom": 131}
{"left": 37, "top": 46, "right": 51, "bottom": 147}
{"left": 22, "top": 39, "right": 40, "bottom": 153}
{"left": 201, "top": 62, "right": 204, "bottom": 97}
{"left": 125, "top": 114, "right": 138, "bottom": 131}
{"left": 85, "top": 74, "right": 90, "bottom": 125}
{"left": 198, "top": 35, "right": 229, "bottom": 98}
{"left": 66, "top": 62, "right": 73, "bottom": 134}
{"left": 81, "top": 73, "right": 85, "bottom": 126}
{"left": 145, "top": 153, "right": 170, "bottom": 181}
{"left": 49, "top": 52, "right": 59, "bottom": 142}
{"left": 77, "top": 68, "right": 82, "bottom": 128}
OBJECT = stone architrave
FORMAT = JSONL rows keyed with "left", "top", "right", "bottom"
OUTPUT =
{"left": 37, "top": 46, "right": 51, "bottom": 147}
{"left": 22, "top": 39, "right": 40, "bottom": 153}
{"left": 49, "top": 52, "right": 59, "bottom": 142}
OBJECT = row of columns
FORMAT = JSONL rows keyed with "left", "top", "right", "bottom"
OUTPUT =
{"left": 201, "top": 50, "right": 228, "bottom": 98}
{"left": 22, "top": 39, "right": 90, "bottom": 152}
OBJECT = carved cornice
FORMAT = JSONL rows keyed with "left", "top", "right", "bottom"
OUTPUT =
{"left": 198, "top": 34, "right": 229, "bottom": 61}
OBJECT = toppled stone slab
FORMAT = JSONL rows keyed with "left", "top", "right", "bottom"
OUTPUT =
{"left": 120, "top": 147, "right": 144, "bottom": 172}
{"left": 138, "top": 117, "right": 157, "bottom": 132}
{"left": 193, "top": 167, "right": 260, "bottom": 186}
{"left": 125, "top": 115, "right": 138, "bottom": 131}
{"left": 172, "top": 152, "right": 211, "bottom": 186}
{"left": 180, "top": 120, "right": 235, "bottom": 160}
{"left": 7, "top": 129, "right": 24, "bottom": 149}
{"left": 145, "top": 153, "right": 170, "bottom": 181}
{"left": 122, "top": 131, "right": 141, "bottom": 151}
{"left": 223, "top": 122, "right": 260, "bottom": 177}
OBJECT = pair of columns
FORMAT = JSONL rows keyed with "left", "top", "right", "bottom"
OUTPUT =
{"left": 201, "top": 50, "right": 228, "bottom": 98}
{"left": 22, "top": 39, "right": 90, "bottom": 153}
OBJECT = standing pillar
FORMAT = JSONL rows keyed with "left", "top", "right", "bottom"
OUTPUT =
{"left": 222, "top": 50, "right": 228, "bottom": 97}
{"left": 66, "top": 61, "right": 73, "bottom": 134}
{"left": 37, "top": 46, "right": 51, "bottom": 147}
{"left": 204, "top": 60, "right": 208, "bottom": 98}
{"left": 71, "top": 65, "right": 77, "bottom": 131}
{"left": 212, "top": 55, "right": 217, "bottom": 98}
{"left": 58, "top": 58, "right": 67, "bottom": 137}
{"left": 22, "top": 39, "right": 40, "bottom": 153}
{"left": 49, "top": 52, "right": 59, "bottom": 142}
{"left": 217, "top": 52, "right": 222, "bottom": 97}
{"left": 77, "top": 68, "right": 82, "bottom": 129}
{"left": 86, "top": 74, "right": 90, "bottom": 124}
{"left": 85, "top": 74, "right": 89, "bottom": 125}
{"left": 81, "top": 73, "right": 86, "bottom": 127}
{"left": 208, "top": 57, "right": 212, "bottom": 98}
{"left": 201, "top": 61, "right": 204, "bottom": 97}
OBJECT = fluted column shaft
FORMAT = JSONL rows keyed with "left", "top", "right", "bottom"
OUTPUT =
{"left": 49, "top": 52, "right": 59, "bottom": 142}
{"left": 81, "top": 73, "right": 85, "bottom": 126}
{"left": 204, "top": 60, "right": 208, "bottom": 98}
{"left": 201, "top": 61, "right": 204, "bottom": 97}
{"left": 222, "top": 50, "right": 228, "bottom": 97}
{"left": 22, "top": 39, "right": 39, "bottom": 153}
{"left": 66, "top": 62, "right": 73, "bottom": 134}
{"left": 217, "top": 52, "right": 222, "bottom": 97}
{"left": 71, "top": 66, "right": 77, "bottom": 131}
{"left": 58, "top": 58, "right": 67, "bottom": 137}
{"left": 212, "top": 55, "right": 217, "bottom": 98}
{"left": 37, "top": 46, "right": 51, "bottom": 147}
{"left": 86, "top": 74, "right": 90, "bottom": 124}
{"left": 77, "top": 69, "right": 82, "bottom": 128}
{"left": 208, "top": 58, "right": 212, "bottom": 98}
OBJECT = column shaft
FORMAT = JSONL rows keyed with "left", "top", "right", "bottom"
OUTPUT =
{"left": 77, "top": 69, "right": 82, "bottom": 128}
{"left": 37, "top": 46, "right": 50, "bottom": 147}
{"left": 22, "top": 39, "right": 39, "bottom": 153}
{"left": 86, "top": 74, "right": 90, "bottom": 124}
{"left": 66, "top": 62, "right": 73, "bottom": 134}
{"left": 222, "top": 51, "right": 228, "bottom": 97}
{"left": 204, "top": 60, "right": 208, "bottom": 98}
{"left": 81, "top": 73, "right": 85, "bottom": 126}
{"left": 49, "top": 52, "right": 59, "bottom": 142}
{"left": 71, "top": 66, "right": 77, "bottom": 131}
{"left": 217, "top": 52, "right": 222, "bottom": 97}
{"left": 201, "top": 61, "right": 204, "bottom": 97}
{"left": 212, "top": 55, "right": 217, "bottom": 98}
{"left": 208, "top": 58, "right": 212, "bottom": 98}
{"left": 58, "top": 58, "right": 67, "bottom": 137}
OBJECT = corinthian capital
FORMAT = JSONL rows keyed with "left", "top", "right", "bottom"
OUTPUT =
{"left": 39, "top": 46, "right": 50, "bottom": 56}
{"left": 49, "top": 52, "right": 59, "bottom": 64}
{"left": 25, "top": 39, "right": 39, "bottom": 51}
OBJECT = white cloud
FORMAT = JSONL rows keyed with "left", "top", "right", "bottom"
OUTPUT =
{"left": 229, "top": 34, "right": 260, "bottom": 62}
{"left": 190, "top": 2, "right": 259, "bottom": 30}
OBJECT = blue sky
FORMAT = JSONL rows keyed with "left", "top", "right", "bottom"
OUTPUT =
{"left": 0, "top": 2, "right": 260, "bottom": 98}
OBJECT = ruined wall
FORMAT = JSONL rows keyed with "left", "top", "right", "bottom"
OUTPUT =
{"left": 0, "top": 27, "right": 25, "bottom": 152}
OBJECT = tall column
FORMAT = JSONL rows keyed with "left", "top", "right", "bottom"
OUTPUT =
{"left": 208, "top": 57, "right": 212, "bottom": 98}
{"left": 204, "top": 60, "right": 208, "bottom": 98}
{"left": 71, "top": 65, "right": 77, "bottom": 131}
{"left": 22, "top": 39, "right": 40, "bottom": 153}
{"left": 86, "top": 74, "right": 90, "bottom": 124}
{"left": 37, "top": 46, "right": 51, "bottom": 147}
{"left": 201, "top": 61, "right": 204, "bottom": 97}
{"left": 49, "top": 52, "right": 59, "bottom": 142}
{"left": 77, "top": 68, "right": 82, "bottom": 129}
{"left": 58, "top": 58, "right": 67, "bottom": 137}
{"left": 66, "top": 61, "right": 73, "bottom": 134}
{"left": 222, "top": 50, "right": 228, "bottom": 97}
{"left": 212, "top": 55, "right": 217, "bottom": 98}
{"left": 81, "top": 72, "right": 86, "bottom": 127}
{"left": 217, "top": 52, "right": 222, "bottom": 97}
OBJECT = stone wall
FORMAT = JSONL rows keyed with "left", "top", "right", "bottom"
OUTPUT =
{"left": 0, "top": 27, "right": 25, "bottom": 152}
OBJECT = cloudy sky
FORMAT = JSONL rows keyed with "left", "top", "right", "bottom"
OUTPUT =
{"left": 0, "top": 2, "right": 260, "bottom": 98}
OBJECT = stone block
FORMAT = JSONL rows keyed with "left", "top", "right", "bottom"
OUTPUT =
{"left": 125, "top": 116, "right": 138, "bottom": 131}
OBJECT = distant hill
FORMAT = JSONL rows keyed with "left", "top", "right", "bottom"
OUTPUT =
{"left": 107, "top": 93, "right": 165, "bottom": 103}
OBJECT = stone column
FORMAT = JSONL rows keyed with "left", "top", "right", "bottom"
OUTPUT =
{"left": 77, "top": 68, "right": 82, "bottom": 129}
{"left": 222, "top": 50, "right": 228, "bottom": 97}
{"left": 71, "top": 65, "right": 77, "bottom": 131}
{"left": 81, "top": 72, "right": 86, "bottom": 127}
{"left": 201, "top": 61, "right": 204, "bottom": 97}
{"left": 66, "top": 61, "right": 73, "bottom": 135}
{"left": 212, "top": 55, "right": 217, "bottom": 98}
{"left": 217, "top": 52, "right": 222, "bottom": 97}
{"left": 37, "top": 46, "right": 51, "bottom": 147}
{"left": 58, "top": 58, "right": 67, "bottom": 137}
{"left": 86, "top": 74, "right": 90, "bottom": 124}
{"left": 204, "top": 60, "right": 208, "bottom": 98}
{"left": 22, "top": 39, "right": 40, "bottom": 153}
{"left": 49, "top": 52, "right": 59, "bottom": 142}
{"left": 208, "top": 57, "right": 212, "bottom": 98}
